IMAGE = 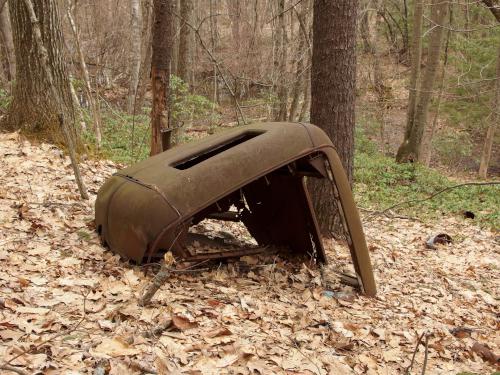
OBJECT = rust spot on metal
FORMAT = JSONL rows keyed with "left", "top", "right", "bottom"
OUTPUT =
{"left": 95, "top": 122, "right": 377, "bottom": 296}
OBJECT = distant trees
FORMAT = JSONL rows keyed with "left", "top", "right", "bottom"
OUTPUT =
{"left": 310, "top": 0, "right": 358, "bottom": 234}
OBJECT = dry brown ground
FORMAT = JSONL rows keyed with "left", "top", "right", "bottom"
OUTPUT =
{"left": 0, "top": 132, "right": 498, "bottom": 374}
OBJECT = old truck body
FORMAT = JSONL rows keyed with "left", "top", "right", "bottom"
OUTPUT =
{"left": 95, "top": 122, "right": 376, "bottom": 296}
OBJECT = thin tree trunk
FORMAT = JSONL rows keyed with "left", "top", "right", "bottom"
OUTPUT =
{"left": 478, "top": 43, "right": 500, "bottom": 178}
{"left": 127, "top": 0, "right": 142, "bottom": 114}
{"left": 66, "top": 1, "right": 102, "bottom": 148}
{"left": 289, "top": 1, "right": 309, "bottom": 122}
{"left": 178, "top": 0, "right": 193, "bottom": 86}
{"left": 421, "top": 5, "right": 453, "bottom": 166}
{"left": 272, "top": 0, "right": 288, "bottom": 121}
{"left": 20, "top": 0, "right": 87, "bottom": 199}
{"left": 396, "top": 0, "right": 424, "bottom": 162}
{"left": 398, "top": 0, "right": 448, "bottom": 162}
{"left": 0, "top": 1, "right": 15, "bottom": 82}
{"left": 171, "top": 0, "right": 179, "bottom": 76}
{"left": 136, "top": 0, "right": 153, "bottom": 113}
{"left": 150, "top": 0, "right": 173, "bottom": 155}
{"left": 310, "top": 0, "right": 357, "bottom": 235}
{"left": 226, "top": 0, "right": 240, "bottom": 48}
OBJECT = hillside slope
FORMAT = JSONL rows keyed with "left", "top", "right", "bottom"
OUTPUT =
{"left": 0, "top": 132, "right": 498, "bottom": 374}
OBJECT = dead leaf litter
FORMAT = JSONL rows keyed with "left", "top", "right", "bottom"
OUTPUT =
{"left": 0, "top": 132, "right": 498, "bottom": 374}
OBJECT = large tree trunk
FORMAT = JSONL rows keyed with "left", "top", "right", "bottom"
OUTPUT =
{"left": 127, "top": 0, "right": 143, "bottom": 114}
{"left": 2, "top": 0, "right": 76, "bottom": 146}
{"left": 310, "top": 0, "right": 357, "bottom": 235}
{"left": 178, "top": 0, "right": 193, "bottom": 86}
{"left": 397, "top": 0, "right": 448, "bottom": 162}
{"left": 0, "top": 1, "right": 15, "bottom": 82}
{"left": 19, "top": 0, "right": 87, "bottom": 199}
{"left": 396, "top": 0, "right": 423, "bottom": 162}
{"left": 478, "top": 43, "right": 500, "bottom": 178}
{"left": 150, "top": 0, "right": 173, "bottom": 155}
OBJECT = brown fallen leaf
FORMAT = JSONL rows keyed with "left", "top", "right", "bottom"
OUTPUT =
{"left": 91, "top": 337, "right": 141, "bottom": 358}
{"left": 471, "top": 341, "right": 499, "bottom": 366}
{"left": 203, "top": 326, "right": 232, "bottom": 338}
{"left": 171, "top": 314, "right": 198, "bottom": 331}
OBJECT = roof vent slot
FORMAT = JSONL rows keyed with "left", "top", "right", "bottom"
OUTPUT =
{"left": 173, "top": 131, "right": 263, "bottom": 170}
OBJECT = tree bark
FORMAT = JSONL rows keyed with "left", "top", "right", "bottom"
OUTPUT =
{"left": 127, "top": 0, "right": 143, "bottom": 114}
{"left": 310, "top": 0, "right": 357, "bottom": 235}
{"left": 150, "top": 0, "right": 173, "bottom": 155}
{"left": 2, "top": 0, "right": 77, "bottom": 146}
{"left": 178, "top": 0, "right": 193, "bottom": 86}
{"left": 0, "top": 1, "right": 15, "bottom": 82}
{"left": 482, "top": 0, "right": 500, "bottom": 22}
{"left": 396, "top": 0, "right": 423, "bottom": 162}
{"left": 397, "top": 0, "right": 448, "bottom": 162}
{"left": 478, "top": 43, "right": 500, "bottom": 178}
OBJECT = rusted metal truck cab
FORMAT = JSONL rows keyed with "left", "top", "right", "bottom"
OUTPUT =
{"left": 95, "top": 122, "right": 376, "bottom": 296}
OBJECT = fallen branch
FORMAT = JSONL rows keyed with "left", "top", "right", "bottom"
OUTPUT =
{"left": 368, "top": 181, "right": 500, "bottom": 220}
{"left": 139, "top": 259, "right": 209, "bottom": 306}
{"left": 405, "top": 332, "right": 425, "bottom": 375}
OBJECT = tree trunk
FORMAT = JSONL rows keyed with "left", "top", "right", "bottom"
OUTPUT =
{"left": 66, "top": 1, "right": 102, "bottom": 148}
{"left": 0, "top": 1, "right": 15, "bottom": 82}
{"left": 171, "top": 0, "right": 179, "bottom": 76}
{"left": 127, "top": 0, "right": 143, "bottom": 114}
{"left": 478, "top": 43, "right": 500, "bottom": 178}
{"left": 135, "top": 0, "right": 153, "bottom": 113}
{"left": 178, "top": 0, "right": 193, "bottom": 86}
{"left": 150, "top": 0, "right": 173, "bottom": 155}
{"left": 2, "top": 0, "right": 77, "bottom": 146}
{"left": 226, "top": 0, "right": 240, "bottom": 48}
{"left": 272, "top": 0, "right": 288, "bottom": 121}
{"left": 421, "top": 5, "right": 452, "bottom": 166}
{"left": 396, "top": 0, "right": 423, "bottom": 162}
{"left": 310, "top": 0, "right": 357, "bottom": 235}
{"left": 289, "top": 1, "right": 309, "bottom": 122}
{"left": 397, "top": 0, "right": 448, "bottom": 162}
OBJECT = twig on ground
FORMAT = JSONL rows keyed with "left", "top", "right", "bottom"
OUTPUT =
{"left": 405, "top": 331, "right": 426, "bottom": 375}
{"left": 143, "top": 319, "right": 173, "bottom": 339}
{"left": 122, "top": 357, "right": 158, "bottom": 374}
{"left": 139, "top": 260, "right": 209, "bottom": 306}
{"left": 421, "top": 333, "right": 430, "bottom": 375}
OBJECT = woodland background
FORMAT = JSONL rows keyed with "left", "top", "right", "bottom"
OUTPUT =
{"left": 0, "top": 0, "right": 499, "bottom": 374}
{"left": 0, "top": 0, "right": 498, "bottom": 227}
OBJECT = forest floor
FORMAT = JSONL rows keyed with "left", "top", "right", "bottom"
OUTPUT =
{"left": 0, "top": 131, "right": 498, "bottom": 375}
